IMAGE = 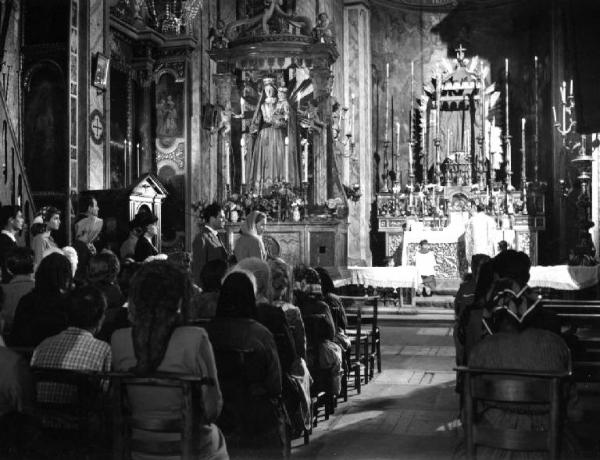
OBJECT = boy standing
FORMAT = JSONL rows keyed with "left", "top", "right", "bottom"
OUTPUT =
{"left": 415, "top": 239, "right": 437, "bottom": 296}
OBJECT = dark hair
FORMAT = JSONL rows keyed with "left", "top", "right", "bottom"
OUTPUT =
{"left": 269, "top": 258, "right": 292, "bottom": 302}
{"left": 167, "top": 251, "right": 192, "bottom": 271}
{"left": 200, "top": 259, "right": 227, "bottom": 292}
{"left": 118, "top": 259, "right": 141, "bottom": 298}
{"left": 314, "top": 267, "right": 335, "bottom": 295}
{"left": 0, "top": 205, "right": 21, "bottom": 228}
{"left": 34, "top": 252, "right": 73, "bottom": 295}
{"left": 473, "top": 259, "right": 495, "bottom": 309}
{"left": 129, "top": 261, "right": 189, "bottom": 374}
{"left": 419, "top": 239, "right": 428, "bottom": 246}
{"left": 216, "top": 271, "right": 257, "bottom": 319}
{"left": 476, "top": 203, "right": 486, "bottom": 213}
{"left": 492, "top": 250, "right": 531, "bottom": 286}
{"left": 293, "top": 265, "right": 321, "bottom": 285}
{"left": 67, "top": 285, "right": 107, "bottom": 329}
{"left": 41, "top": 206, "right": 61, "bottom": 223}
{"left": 497, "top": 240, "right": 509, "bottom": 251}
{"left": 88, "top": 251, "right": 120, "bottom": 284}
{"left": 82, "top": 196, "right": 97, "bottom": 212}
{"left": 202, "top": 203, "right": 222, "bottom": 222}
{"left": 6, "top": 247, "right": 34, "bottom": 275}
{"left": 471, "top": 254, "right": 491, "bottom": 280}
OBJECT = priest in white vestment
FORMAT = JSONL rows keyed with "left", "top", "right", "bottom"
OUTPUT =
{"left": 464, "top": 203, "right": 497, "bottom": 269}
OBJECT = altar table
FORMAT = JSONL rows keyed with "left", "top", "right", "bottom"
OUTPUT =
{"left": 529, "top": 265, "right": 600, "bottom": 290}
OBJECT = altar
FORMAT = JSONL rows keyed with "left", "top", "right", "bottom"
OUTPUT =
{"left": 376, "top": 46, "right": 546, "bottom": 276}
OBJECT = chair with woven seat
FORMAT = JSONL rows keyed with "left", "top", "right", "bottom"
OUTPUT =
{"left": 110, "top": 372, "right": 215, "bottom": 460}
{"left": 339, "top": 295, "right": 380, "bottom": 385}
{"left": 31, "top": 367, "right": 107, "bottom": 459}
{"left": 457, "top": 366, "right": 571, "bottom": 460}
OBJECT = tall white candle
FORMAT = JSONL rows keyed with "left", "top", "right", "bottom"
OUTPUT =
{"left": 562, "top": 81, "right": 567, "bottom": 132}
{"left": 569, "top": 79, "right": 573, "bottom": 97}
{"left": 302, "top": 139, "right": 308, "bottom": 182}
{"left": 240, "top": 136, "right": 246, "bottom": 185}
{"left": 351, "top": 93, "right": 356, "bottom": 139}
{"left": 521, "top": 117, "right": 526, "bottom": 182}
{"left": 224, "top": 142, "right": 230, "bottom": 185}
{"left": 284, "top": 136, "right": 289, "bottom": 182}
{"left": 396, "top": 121, "right": 401, "bottom": 177}
{"left": 385, "top": 63, "right": 390, "bottom": 142}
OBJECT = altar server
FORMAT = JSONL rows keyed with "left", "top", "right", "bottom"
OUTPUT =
{"left": 415, "top": 240, "right": 437, "bottom": 297}
{"left": 464, "top": 202, "right": 497, "bottom": 269}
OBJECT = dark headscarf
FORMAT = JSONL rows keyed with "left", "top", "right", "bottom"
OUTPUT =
{"left": 129, "top": 261, "right": 189, "bottom": 374}
{"left": 216, "top": 271, "right": 258, "bottom": 319}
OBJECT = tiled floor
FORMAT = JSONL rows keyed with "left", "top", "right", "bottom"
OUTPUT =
{"left": 294, "top": 325, "right": 461, "bottom": 459}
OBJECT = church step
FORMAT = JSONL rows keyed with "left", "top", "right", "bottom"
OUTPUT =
{"left": 415, "top": 295, "right": 455, "bottom": 309}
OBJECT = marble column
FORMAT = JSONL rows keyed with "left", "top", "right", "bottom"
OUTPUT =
{"left": 214, "top": 73, "right": 234, "bottom": 202}
{"left": 344, "top": 0, "right": 372, "bottom": 265}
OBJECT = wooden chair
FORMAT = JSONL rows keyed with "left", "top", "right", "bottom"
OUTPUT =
{"left": 212, "top": 346, "right": 291, "bottom": 458}
{"left": 339, "top": 295, "right": 380, "bottom": 383}
{"left": 31, "top": 367, "right": 106, "bottom": 458}
{"left": 456, "top": 366, "right": 571, "bottom": 460}
{"left": 110, "top": 372, "right": 215, "bottom": 460}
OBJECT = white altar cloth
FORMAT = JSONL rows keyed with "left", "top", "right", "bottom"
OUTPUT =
{"left": 338, "top": 266, "right": 420, "bottom": 289}
{"left": 529, "top": 265, "right": 600, "bottom": 290}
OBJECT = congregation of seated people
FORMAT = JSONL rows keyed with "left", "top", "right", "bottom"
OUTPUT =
{"left": 0, "top": 202, "right": 355, "bottom": 459}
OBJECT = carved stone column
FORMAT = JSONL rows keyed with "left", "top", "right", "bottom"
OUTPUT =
{"left": 214, "top": 73, "right": 234, "bottom": 201}
{"left": 344, "top": 0, "right": 372, "bottom": 265}
{"left": 310, "top": 66, "right": 332, "bottom": 204}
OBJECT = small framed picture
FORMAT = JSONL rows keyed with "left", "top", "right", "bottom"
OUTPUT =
{"left": 93, "top": 52, "right": 109, "bottom": 90}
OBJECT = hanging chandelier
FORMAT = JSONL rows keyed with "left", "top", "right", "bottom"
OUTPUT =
{"left": 145, "top": 0, "right": 203, "bottom": 36}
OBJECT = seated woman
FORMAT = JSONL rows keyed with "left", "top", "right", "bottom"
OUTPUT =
{"left": 205, "top": 270, "right": 285, "bottom": 458}
{"left": 111, "top": 261, "right": 228, "bottom": 460}
{"left": 9, "top": 253, "right": 73, "bottom": 347}
{"left": 234, "top": 210, "right": 267, "bottom": 262}
{"left": 314, "top": 266, "right": 349, "bottom": 350}
{"left": 235, "top": 257, "right": 297, "bottom": 373}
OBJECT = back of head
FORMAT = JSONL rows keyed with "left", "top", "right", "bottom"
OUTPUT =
{"left": 314, "top": 267, "right": 334, "bottom": 295}
{"left": 269, "top": 258, "right": 292, "bottom": 302}
{"left": 200, "top": 258, "right": 227, "bottom": 291}
{"left": 471, "top": 254, "right": 491, "bottom": 281}
{"left": 235, "top": 257, "right": 272, "bottom": 302}
{"left": 129, "top": 261, "right": 190, "bottom": 374}
{"left": 493, "top": 249, "right": 531, "bottom": 286}
{"left": 35, "top": 252, "right": 73, "bottom": 295}
{"left": 217, "top": 270, "right": 257, "bottom": 319}
{"left": 293, "top": 264, "right": 322, "bottom": 297}
{"left": 0, "top": 205, "right": 20, "bottom": 229}
{"left": 202, "top": 203, "right": 222, "bottom": 222}
{"left": 476, "top": 203, "right": 486, "bottom": 213}
{"left": 6, "top": 247, "right": 34, "bottom": 276}
{"left": 67, "top": 285, "right": 107, "bottom": 330}
{"left": 88, "top": 250, "right": 120, "bottom": 285}
{"left": 167, "top": 251, "right": 192, "bottom": 272}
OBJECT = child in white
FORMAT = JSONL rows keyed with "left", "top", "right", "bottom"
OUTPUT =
{"left": 414, "top": 239, "right": 437, "bottom": 296}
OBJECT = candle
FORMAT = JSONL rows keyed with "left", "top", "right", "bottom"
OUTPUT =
{"left": 560, "top": 81, "right": 566, "bottom": 104}
{"left": 284, "top": 136, "right": 289, "bottom": 182}
{"left": 396, "top": 121, "right": 401, "bottom": 179}
{"left": 385, "top": 64, "right": 390, "bottom": 142}
{"left": 569, "top": 79, "right": 573, "bottom": 97}
{"left": 521, "top": 117, "right": 526, "bottom": 182}
{"left": 136, "top": 142, "right": 140, "bottom": 177}
{"left": 534, "top": 56, "right": 539, "bottom": 182}
{"left": 562, "top": 81, "right": 567, "bottom": 133}
{"left": 552, "top": 106, "right": 557, "bottom": 125}
{"left": 240, "top": 136, "right": 246, "bottom": 184}
{"left": 302, "top": 139, "right": 308, "bottom": 182}
{"left": 351, "top": 93, "right": 356, "bottom": 139}
{"left": 505, "top": 58, "right": 508, "bottom": 76}
{"left": 224, "top": 142, "right": 230, "bottom": 185}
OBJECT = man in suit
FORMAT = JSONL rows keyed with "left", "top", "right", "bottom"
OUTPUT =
{"left": 192, "top": 203, "right": 228, "bottom": 288}
{"left": 0, "top": 206, "right": 24, "bottom": 283}
{"left": 134, "top": 213, "right": 160, "bottom": 263}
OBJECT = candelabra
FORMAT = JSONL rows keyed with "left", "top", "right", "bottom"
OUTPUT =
{"left": 553, "top": 82, "right": 596, "bottom": 265}
{"left": 301, "top": 181, "right": 309, "bottom": 220}
{"left": 381, "top": 141, "right": 390, "bottom": 193}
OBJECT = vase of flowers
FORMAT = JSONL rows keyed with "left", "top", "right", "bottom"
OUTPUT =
{"left": 290, "top": 197, "right": 304, "bottom": 222}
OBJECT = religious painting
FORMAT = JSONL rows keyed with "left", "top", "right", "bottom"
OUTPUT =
{"left": 93, "top": 52, "right": 109, "bottom": 90}
{"left": 156, "top": 73, "right": 184, "bottom": 144}
{"left": 23, "top": 63, "right": 68, "bottom": 193}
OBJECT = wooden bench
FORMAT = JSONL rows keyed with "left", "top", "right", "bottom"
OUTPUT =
{"left": 542, "top": 300, "right": 600, "bottom": 382}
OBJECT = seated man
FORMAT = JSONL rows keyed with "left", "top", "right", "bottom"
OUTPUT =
{"left": 31, "top": 285, "right": 111, "bottom": 407}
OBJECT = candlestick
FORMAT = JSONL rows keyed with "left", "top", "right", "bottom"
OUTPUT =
{"left": 351, "top": 93, "right": 356, "bottom": 139}
{"left": 136, "top": 142, "right": 140, "bottom": 178}
{"left": 521, "top": 117, "right": 526, "bottom": 184}
{"left": 396, "top": 121, "right": 400, "bottom": 180}
{"left": 534, "top": 56, "right": 539, "bottom": 182}
{"left": 504, "top": 57, "right": 512, "bottom": 188}
{"left": 302, "top": 139, "right": 309, "bottom": 182}
{"left": 284, "top": 136, "right": 289, "bottom": 183}
{"left": 240, "top": 136, "right": 246, "bottom": 185}
{"left": 562, "top": 81, "right": 567, "bottom": 133}
{"left": 224, "top": 141, "right": 230, "bottom": 185}
{"left": 385, "top": 63, "right": 390, "bottom": 141}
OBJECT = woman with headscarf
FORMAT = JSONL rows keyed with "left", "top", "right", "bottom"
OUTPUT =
{"left": 9, "top": 252, "right": 73, "bottom": 347}
{"left": 31, "top": 206, "right": 61, "bottom": 269}
{"left": 111, "top": 261, "right": 228, "bottom": 460}
{"left": 205, "top": 270, "right": 285, "bottom": 459}
{"left": 72, "top": 214, "right": 103, "bottom": 282}
{"left": 234, "top": 210, "right": 267, "bottom": 262}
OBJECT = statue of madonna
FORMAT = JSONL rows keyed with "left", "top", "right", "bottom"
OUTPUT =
{"left": 247, "top": 77, "right": 299, "bottom": 194}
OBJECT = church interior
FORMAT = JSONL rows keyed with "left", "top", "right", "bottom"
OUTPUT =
{"left": 1, "top": 0, "right": 600, "bottom": 458}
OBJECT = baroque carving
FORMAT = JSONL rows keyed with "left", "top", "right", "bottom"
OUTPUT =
{"left": 156, "top": 142, "right": 185, "bottom": 171}
{"left": 406, "top": 242, "right": 466, "bottom": 279}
